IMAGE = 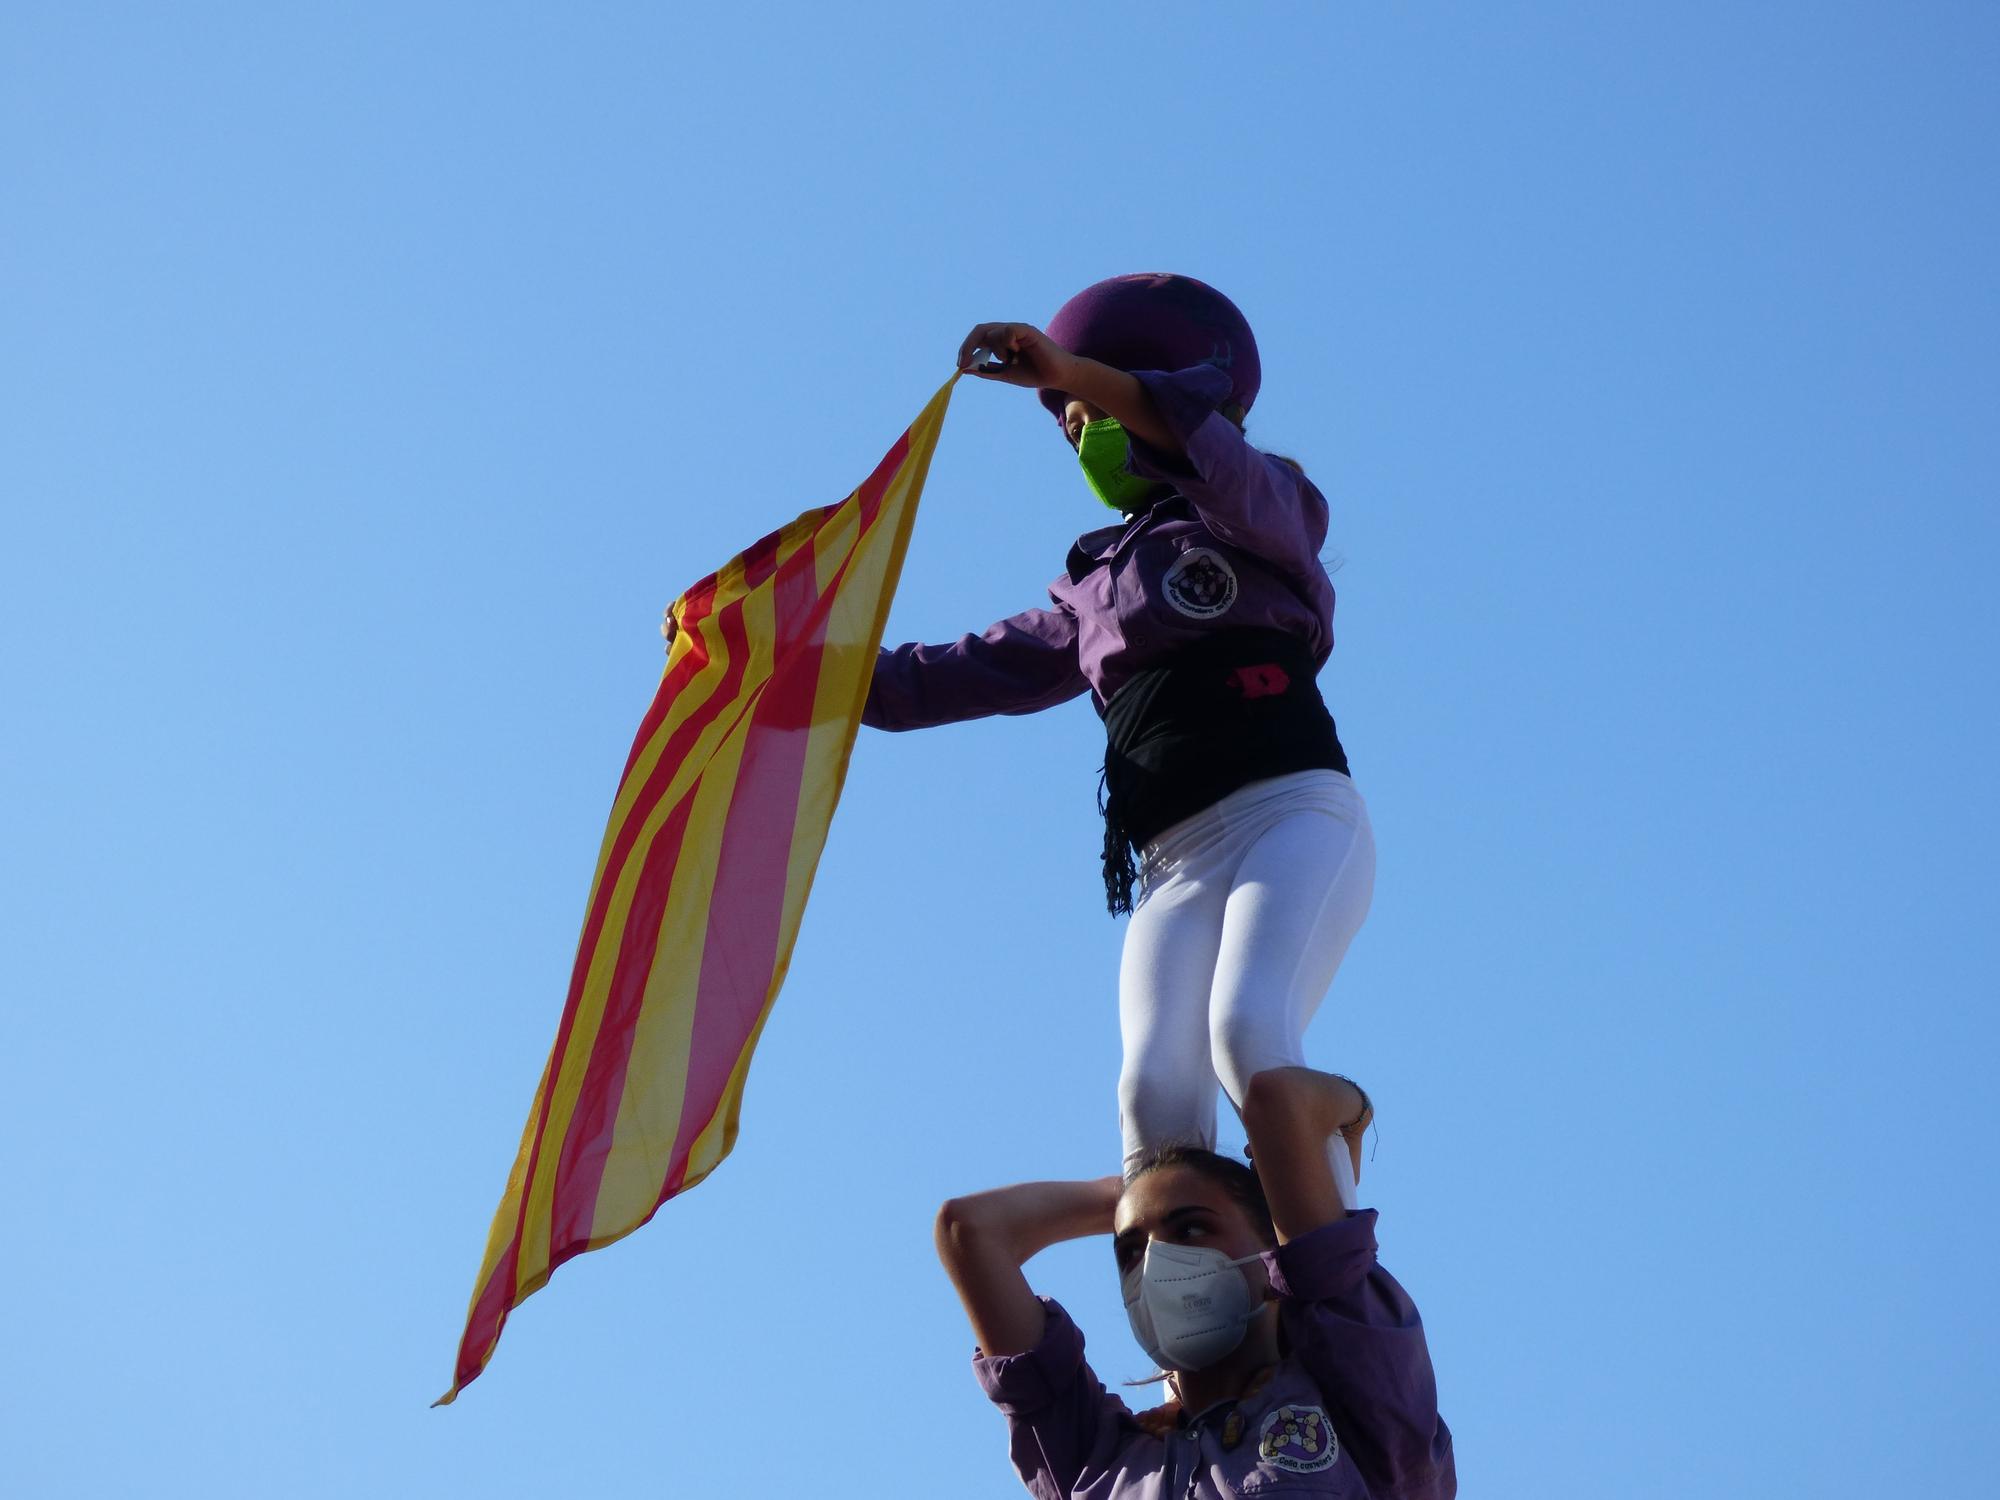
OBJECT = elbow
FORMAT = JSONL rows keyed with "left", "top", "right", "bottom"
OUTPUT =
{"left": 1402, "top": 1433, "right": 1456, "bottom": 1500}
{"left": 933, "top": 1197, "right": 987, "bottom": 1268}
{"left": 935, "top": 1193, "right": 1028, "bottom": 1271}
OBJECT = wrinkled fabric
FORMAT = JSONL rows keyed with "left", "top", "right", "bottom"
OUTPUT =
{"left": 1117, "top": 769, "right": 1375, "bottom": 1179}
{"left": 865, "top": 365, "right": 1335, "bottom": 732}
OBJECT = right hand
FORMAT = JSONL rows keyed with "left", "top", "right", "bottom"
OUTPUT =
{"left": 957, "top": 322, "right": 1081, "bottom": 392}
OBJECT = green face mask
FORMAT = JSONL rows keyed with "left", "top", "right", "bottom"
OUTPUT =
{"left": 1076, "top": 419, "right": 1162, "bottom": 512}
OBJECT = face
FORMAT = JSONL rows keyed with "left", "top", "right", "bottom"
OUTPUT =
{"left": 1062, "top": 398, "right": 1109, "bottom": 450}
{"left": 1113, "top": 1164, "right": 1271, "bottom": 1279}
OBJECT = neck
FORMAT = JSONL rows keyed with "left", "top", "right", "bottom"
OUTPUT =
{"left": 1172, "top": 1324, "right": 1282, "bottom": 1416}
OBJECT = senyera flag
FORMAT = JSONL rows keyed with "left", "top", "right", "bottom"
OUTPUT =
{"left": 439, "top": 378, "right": 956, "bottom": 1404}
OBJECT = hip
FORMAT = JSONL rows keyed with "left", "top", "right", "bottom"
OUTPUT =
{"left": 1141, "top": 768, "right": 1372, "bottom": 886}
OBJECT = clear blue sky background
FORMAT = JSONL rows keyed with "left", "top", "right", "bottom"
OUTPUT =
{"left": 5, "top": 4, "right": 1995, "bottom": 1496}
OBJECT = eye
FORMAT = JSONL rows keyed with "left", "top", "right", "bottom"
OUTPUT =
{"left": 1172, "top": 1213, "right": 1217, "bottom": 1244}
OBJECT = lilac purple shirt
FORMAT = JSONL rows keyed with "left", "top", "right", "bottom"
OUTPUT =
{"left": 973, "top": 1211, "right": 1454, "bottom": 1500}
{"left": 864, "top": 365, "right": 1338, "bottom": 731}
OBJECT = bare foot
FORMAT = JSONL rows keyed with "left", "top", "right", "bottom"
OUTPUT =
{"left": 1244, "top": 1071, "right": 1371, "bottom": 1178}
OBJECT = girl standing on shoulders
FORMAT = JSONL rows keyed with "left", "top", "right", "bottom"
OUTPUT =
{"left": 867, "top": 274, "right": 1376, "bottom": 1198}
{"left": 934, "top": 1066, "right": 1454, "bottom": 1499}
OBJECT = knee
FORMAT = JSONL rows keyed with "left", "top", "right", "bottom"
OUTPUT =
{"left": 1209, "top": 1007, "right": 1293, "bottom": 1106}
{"left": 1119, "top": 1055, "right": 1216, "bottom": 1152}
{"left": 1119, "top": 1060, "right": 1195, "bottom": 1121}
{"left": 1239, "top": 1067, "right": 1317, "bottom": 1142}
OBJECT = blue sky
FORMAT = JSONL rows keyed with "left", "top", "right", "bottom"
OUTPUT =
{"left": 4, "top": 4, "right": 1995, "bottom": 1496}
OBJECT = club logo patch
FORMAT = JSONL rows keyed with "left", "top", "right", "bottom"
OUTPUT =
{"left": 1162, "top": 547, "right": 1238, "bottom": 619}
{"left": 1258, "top": 1404, "right": 1337, "bottom": 1474}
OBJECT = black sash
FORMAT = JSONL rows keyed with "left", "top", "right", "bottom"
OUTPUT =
{"left": 1097, "top": 629, "right": 1349, "bottom": 915}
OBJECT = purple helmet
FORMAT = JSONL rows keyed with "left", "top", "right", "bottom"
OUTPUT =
{"left": 1038, "top": 273, "right": 1260, "bottom": 425}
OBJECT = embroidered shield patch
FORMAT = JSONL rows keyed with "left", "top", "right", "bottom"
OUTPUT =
{"left": 1257, "top": 1404, "right": 1337, "bottom": 1474}
{"left": 1162, "top": 547, "right": 1239, "bottom": 619}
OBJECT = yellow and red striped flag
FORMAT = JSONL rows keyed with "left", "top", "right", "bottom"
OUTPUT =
{"left": 439, "top": 378, "right": 956, "bottom": 1403}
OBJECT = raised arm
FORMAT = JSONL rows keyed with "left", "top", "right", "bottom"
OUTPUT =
{"left": 1245, "top": 1067, "right": 1457, "bottom": 1500}
{"left": 1124, "top": 366, "right": 1330, "bottom": 582}
{"left": 958, "top": 323, "right": 1183, "bottom": 458}
{"left": 934, "top": 1176, "right": 1123, "bottom": 1356}
{"left": 957, "top": 325, "right": 1328, "bottom": 584}
{"left": 1239, "top": 1067, "right": 1370, "bottom": 1243}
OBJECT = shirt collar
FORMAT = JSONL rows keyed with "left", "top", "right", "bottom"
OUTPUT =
{"left": 1064, "top": 494, "right": 1189, "bottom": 582}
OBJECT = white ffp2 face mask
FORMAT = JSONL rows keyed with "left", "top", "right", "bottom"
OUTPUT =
{"left": 1121, "top": 1240, "right": 1267, "bottom": 1371}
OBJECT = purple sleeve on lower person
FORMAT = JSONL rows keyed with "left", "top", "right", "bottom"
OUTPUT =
{"left": 1268, "top": 1212, "right": 1457, "bottom": 1500}
{"left": 972, "top": 1298, "right": 1138, "bottom": 1500}
{"left": 863, "top": 604, "right": 1088, "bottom": 731}
{"left": 1124, "top": 366, "right": 1331, "bottom": 584}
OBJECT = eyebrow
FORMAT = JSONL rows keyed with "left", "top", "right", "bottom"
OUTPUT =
{"left": 1115, "top": 1205, "right": 1218, "bottom": 1252}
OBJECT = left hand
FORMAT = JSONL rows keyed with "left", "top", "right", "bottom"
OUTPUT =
{"left": 957, "top": 322, "right": 1079, "bottom": 392}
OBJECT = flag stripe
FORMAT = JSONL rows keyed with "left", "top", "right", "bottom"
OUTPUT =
{"left": 576, "top": 533, "right": 818, "bottom": 1221}
{"left": 520, "top": 589, "right": 758, "bottom": 1268}
{"left": 644, "top": 434, "right": 916, "bottom": 1200}
{"left": 547, "top": 784, "right": 701, "bottom": 1252}
{"left": 464, "top": 592, "right": 754, "bottom": 1379}
{"left": 452, "top": 1232, "right": 518, "bottom": 1394}
{"left": 596, "top": 584, "right": 754, "bottom": 917}
{"left": 611, "top": 577, "right": 725, "bottom": 812}
{"left": 653, "top": 437, "right": 930, "bottom": 1201}
{"left": 657, "top": 530, "right": 828, "bottom": 1197}
{"left": 442, "top": 380, "right": 955, "bottom": 1404}
{"left": 544, "top": 540, "right": 800, "bottom": 1249}
{"left": 568, "top": 527, "right": 823, "bottom": 1234}
{"left": 647, "top": 413, "right": 935, "bottom": 1199}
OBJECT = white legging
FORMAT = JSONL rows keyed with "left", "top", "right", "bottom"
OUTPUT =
{"left": 1117, "top": 769, "right": 1376, "bottom": 1203}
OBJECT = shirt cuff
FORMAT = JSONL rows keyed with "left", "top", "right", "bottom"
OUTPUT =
{"left": 1264, "top": 1209, "right": 1380, "bottom": 1303}
{"left": 1125, "top": 365, "right": 1237, "bottom": 483}
{"left": 972, "top": 1298, "right": 1088, "bottom": 1415}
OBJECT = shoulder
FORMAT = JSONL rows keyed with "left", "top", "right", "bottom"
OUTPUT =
{"left": 1264, "top": 1210, "right": 1380, "bottom": 1304}
{"left": 1063, "top": 519, "right": 1132, "bottom": 582}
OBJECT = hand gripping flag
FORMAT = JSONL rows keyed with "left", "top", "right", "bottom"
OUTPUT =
{"left": 439, "top": 378, "right": 956, "bottom": 1403}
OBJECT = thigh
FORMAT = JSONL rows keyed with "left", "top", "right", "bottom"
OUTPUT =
{"left": 1210, "top": 796, "right": 1377, "bottom": 1090}
{"left": 1116, "top": 855, "right": 1237, "bottom": 1162}
{"left": 1118, "top": 867, "right": 1231, "bottom": 1070}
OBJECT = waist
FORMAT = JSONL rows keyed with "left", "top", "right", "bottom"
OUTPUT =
{"left": 1102, "top": 630, "right": 1325, "bottom": 742}
{"left": 1100, "top": 629, "right": 1349, "bottom": 848}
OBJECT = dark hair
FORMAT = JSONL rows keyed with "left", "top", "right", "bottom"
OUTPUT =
{"left": 1123, "top": 1143, "right": 1277, "bottom": 1247}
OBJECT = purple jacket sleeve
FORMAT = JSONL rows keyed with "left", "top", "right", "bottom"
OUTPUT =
{"left": 863, "top": 604, "right": 1088, "bottom": 731}
{"left": 1125, "top": 365, "right": 1332, "bottom": 587}
{"left": 972, "top": 1298, "right": 1141, "bottom": 1500}
{"left": 1266, "top": 1211, "right": 1456, "bottom": 1500}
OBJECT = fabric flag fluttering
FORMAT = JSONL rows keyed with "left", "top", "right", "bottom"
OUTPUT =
{"left": 439, "top": 378, "right": 956, "bottom": 1404}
